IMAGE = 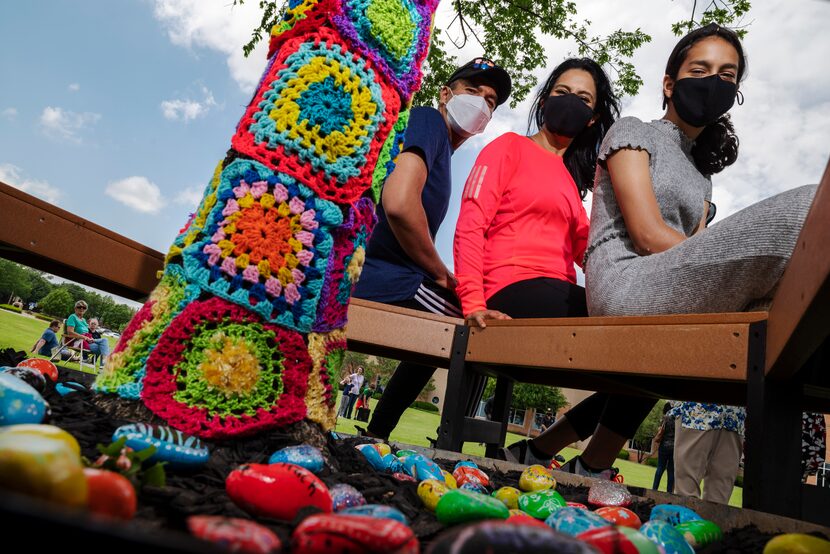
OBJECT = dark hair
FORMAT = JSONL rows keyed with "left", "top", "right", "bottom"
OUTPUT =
{"left": 664, "top": 23, "right": 747, "bottom": 175}
{"left": 49, "top": 319, "right": 61, "bottom": 328}
{"left": 528, "top": 58, "right": 620, "bottom": 198}
{"left": 663, "top": 402, "right": 672, "bottom": 415}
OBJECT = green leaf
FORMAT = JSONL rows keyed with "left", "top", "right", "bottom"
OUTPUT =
{"left": 132, "top": 444, "right": 158, "bottom": 463}
{"left": 98, "top": 436, "right": 127, "bottom": 457}
{"left": 141, "top": 462, "right": 167, "bottom": 488}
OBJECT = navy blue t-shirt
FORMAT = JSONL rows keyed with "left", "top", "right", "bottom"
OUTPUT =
{"left": 38, "top": 328, "right": 59, "bottom": 356}
{"left": 354, "top": 107, "right": 452, "bottom": 303}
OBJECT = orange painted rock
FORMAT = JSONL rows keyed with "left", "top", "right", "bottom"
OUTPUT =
{"left": 227, "top": 463, "right": 332, "bottom": 520}
{"left": 452, "top": 465, "right": 490, "bottom": 489}
{"left": 292, "top": 513, "right": 418, "bottom": 553}
{"left": 83, "top": 468, "right": 137, "bottom": 520}
{"left": 188, "top": 515, "right": 282, "bottom": 554}
{"left": 17, "top": 358, "right": 58, "bottom": 382}
{"left": 595, "top": 506, "right": 642, "bottom": 529}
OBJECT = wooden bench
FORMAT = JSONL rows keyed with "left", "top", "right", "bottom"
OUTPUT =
{"left": 2, "top": 163, "right": 828, "bottom": 524}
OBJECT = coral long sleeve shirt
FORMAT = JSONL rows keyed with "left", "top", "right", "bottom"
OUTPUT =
{"left": 453, "top": 133, "right": 590, "bottom": 316}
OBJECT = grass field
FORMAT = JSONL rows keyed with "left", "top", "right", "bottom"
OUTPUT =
{"left": 1, "top": 307, "right": 741, "bottom": 506}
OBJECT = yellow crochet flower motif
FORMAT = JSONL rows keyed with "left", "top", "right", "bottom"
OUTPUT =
{"left": 200, "top": 332, "right": 262, "bottom": 396}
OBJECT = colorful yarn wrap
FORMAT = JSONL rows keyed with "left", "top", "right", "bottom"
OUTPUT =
{"left": 96, "top": 0, "right": 438, "bottom": 438}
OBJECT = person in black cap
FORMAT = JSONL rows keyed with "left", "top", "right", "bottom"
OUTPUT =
{"left": 353, "top": 57, "right": 512, "bottom": 441}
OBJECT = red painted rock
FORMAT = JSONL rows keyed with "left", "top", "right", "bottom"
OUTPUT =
{"left": 292, "top": 513, "right": 418, "bottom": 554}
{"left": 587, "top": 481, "right": 632, "bottom": 507}
{"left": 578, "top": 526, "right": 661, "bottom": 554}
{"left": 452, "top": 465, "right": 490, "bottom": 489}
{"left": 83, "top": 468, "right": 137, "bottom": 520}
{"left": 506, "top": 511, "right": 550, "bottom": 529}
{"left": 226, "top": 463, "right": 332, "bottom": 520}
{"left": 188, "top": 515, "right": 282, "bottom": 554}
{"left": 595, "top": 506, "right": 642, "bottom": 529}
{"left": 17, "top": 358, "right": 58, "bottom": 382}
{"left": 567, "top": 502, "right": 589, "bottom": 510}
{"left": 392, "top": 472, "right": 416, "bottom": 483}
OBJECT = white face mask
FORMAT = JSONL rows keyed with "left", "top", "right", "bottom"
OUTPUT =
{"left": 444, "top": 90, "right": 492, "bottom": 137}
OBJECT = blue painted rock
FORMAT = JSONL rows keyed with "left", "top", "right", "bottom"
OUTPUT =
{"left": 372, "top": 443, "right": 392, "bottom": 457}
{"left": 518, "top": 489, "right": 567, "bottom": 520}
{"left": 0, "top": 373, "right": 49, "bottom": 425}
{"left": 330, "top": 483, "right": 366, "bottom": 512}
{"left": 453, "top": 460, "right": 478, "bottom": 471}
{"left": 356, "top": 443, "right": 386, "bottom": 471}
{"left": 1, "top": 366, "right": 47, "bottom": 393}
{"left": 55, "top": 382, "right": 86, "bottom": 396}
{"left": 417, "top": 478, "right": 449, "bottom": 511}
{"left": 675, "top": 520, "right": 723, "bottom": 549}
{"left": 649, "top": 504, "right": 702, "bottom": 526}
{"left": 382, "top": 453, "right": 405, "bottom": 474}
{"left": 112, "top": 423, "right": 209, "bottom": 469}
{"left": 453, "top": 465, "right": 490, "bottom": 489}
{"left": 268, "top": 444, "right": 325, "bottom": 473}
{"left": 340, "top": 504, "right": 409, "bottom": 525}
{"left": 519, "top": 464, "right": 556, "bottom": 492}
{"left": 545, "top": 506, "right": 611, "bottom": 536}
{"left": 763, "top": 533, "right": 830, "bottom": 554}
{"left": 330, "top": 431, "right": 341, "bottom": 440}
{"left": 587, "top": 481, "right": 633, "bottom": 507}
{"left": 460, "top": 482, "right": 489, "bottom": 494}
{"left": 292, "top": 513, "right": 418, "bottom": 553}
{"left": 578, "top": 526, "right": 662, "bottom": 554}
{"left": 226, "top": 463, "right": 332, "bottom": 520}
{"left": 435, "top": 489, "right": 510, "bottom": 525}
{"left": 492, "top": 486, "right": 522, "bottom": 510}
{"left": 595, "top": 506, "right": 642, "bottom": 529}
{"left": 640, "top": 520, "right": 694, "bottom": 554}
{"left": 188, "top": 515, "right": 282, "bottom": 554}
{"left": 403, "top": 453, "right": 444, "bottom": 482}
{"left": 428, "top": 521, "right": 598, "bottom": 554}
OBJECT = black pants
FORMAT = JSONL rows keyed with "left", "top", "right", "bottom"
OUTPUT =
{"left": 486, "top": 277, "right": 656, "bottom": 439}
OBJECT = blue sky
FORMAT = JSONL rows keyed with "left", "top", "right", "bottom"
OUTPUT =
{"left": 2, "top": 0, "right": 830, "bottom": 304}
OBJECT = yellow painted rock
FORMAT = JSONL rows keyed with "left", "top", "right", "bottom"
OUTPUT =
{"left": 417, "top": 478, "right": 449, "bottom": 511}
{"left": 0, "top": 424, "right": 81, "bottom": 456}
{"left": 519, "top": 464, "right": 556, "bottom": 492}
{"left": 0, "top": 434, "right": 86, "bottom": 507}
{"left": 373, "top": 443, "right": 391, "bottom": 457}
{"left": 442, "top": 470, "right": 457, "bottom": 489}
{"left": 764, "top": 534, "right": 830, "bottom": 554}
{"left": 492, "top": 486, "right": 522, "bottom": 510}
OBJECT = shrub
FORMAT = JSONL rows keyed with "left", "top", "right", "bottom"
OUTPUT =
{"left": 734, "top": 473, "right": 743, "bottom": 488}
{"left": 645, "top": 457, "right": 659, "bottom": 467}
{"left": 616, "top": 449, "right": 630, "bottom": 461}
{"left": 34, "top": 313, "right": 58, "bottom": 322}
{"left": 411, "top": 400, "right": 440, "bottom": 413}
{"left": 0, "top": 304, "right": 22, "bottom": 313}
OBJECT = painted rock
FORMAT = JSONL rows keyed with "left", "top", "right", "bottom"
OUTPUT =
{"left": 0, "top": 424, "right": 80, "bottom": 456}
{"left": 649, "top": 504, "right": 702, "bottom": 526}
{"left": 1, "top": 366, "right": 46, "bottom": 392}
{"left": 441, "top": 469, "right": 457, "bottom": 489}
{"left": 373, "top": 443, "right": 392, "bottom": 457}
{"left": 454, "top": 460, "right": 478, "bottom": 471}
{"left": 331, "top": 483, "right": 366, "bottom": 512}
{"left": 292, "top": 513, "right": 418, "bottom": 554}
{"left": 578, "top": 526, "right": 662, "bottom": 554}
{"left": 55, "top": 381, "right": 86, "bottom": 396}
{"left": 112, "top": 423, "right": 209, "bottom": 469}
{"left": 268, "top": 445, "right": 325, "bottom": 474}
{"left": 453, "top": 465, "right": 490, "bottom": 489}
{"left": 595, "top": 506, "right": 642, "bottom": 529}
{"left": 546, "top": 507, "right": 612, "bottom": 536}
{"left": 639, "top": 520, "right": 694, "bottom": 554}
{"left": 393, "top": 472, "right": 416, "bottom": 483}
{"left": 382, "top": 453, "right": 405, "bottom": 474}
{"left": 356, "top": 443, "right": 386, "bottom": 471}
{"left": 83, "top": 468, "right": 137, "bottom": 520}
{"left": 675, "top": 519, "right": 723, "bottom": 549}
{"left": 587, "top": 481, "right": 633, "bottom": 507}
{"left": 518, "top": 489, "right": 567, "bottom": 520}
{"left": 0, "top": 433, "right": 86, "bottom": 506}
{"left": 226, "top": 463, "right": 332, "bottom": 520}
{"left": 417, "top": 478, "right": 449, "bottom": 511}
{"left": 17, "top": 358, "right": 58, "bottom": 382}
{"left": 460, "top": 482, "right": 488, "bottom": 494}
{"left": 188, "top": 515, "right": 282, "bottom": 554}
{"left": 492, "top": 486, "right": 522, "bottom": 510}
{"left": 519, "top": 464, "right": 556, "bottom": 492}
{"left": 0, "top": 373, "right": 49, "bottom": 425}
{"left": 403, "top": 453, "right": 444, "bottom": 482}
{"left": 340, "top": 504, "right": 409, "bottom": 525}
{"left": 763, "top": 533, "right": 830, "bottom": 554}
{"left": 435, "top": 489, "right": 510, "bottom": 525}
{"left": 507, "top": 511, "right": 551, "bottom": 530}
{"left": 396, "top": 449, "right": 417, "bottom": 459}
{"left": 568, "top": 502, "right": 589, "bottom": 510}
{"left": 427, "top": 521, "right": 599, "bottom": 554}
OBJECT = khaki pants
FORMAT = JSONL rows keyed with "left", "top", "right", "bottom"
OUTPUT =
{"left": 673, "top": 419, "right": 742, "bottom": 504}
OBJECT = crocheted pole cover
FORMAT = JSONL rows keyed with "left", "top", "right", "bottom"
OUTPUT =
{"left": 95, "top": 0, "right": 439, "bottom": 439}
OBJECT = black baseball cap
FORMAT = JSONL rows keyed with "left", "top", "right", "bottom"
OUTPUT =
{"left": 446, "top": 57, "right": 512, "bottom": 107}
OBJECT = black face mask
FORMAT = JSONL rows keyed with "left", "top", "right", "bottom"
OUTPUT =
{"left": 543, "top": 93, "right": 594, "bottom": 138}
{"left": 671, "top": 75, "right": 737, "bottom": 127}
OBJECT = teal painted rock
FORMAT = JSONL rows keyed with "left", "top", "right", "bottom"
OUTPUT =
{"left": 518, "top": 489, "right": 567, "bottom": 520}
{"left": 675, "top": 519, "right": 723, "bottom": 549}
{"left": 55, "top": 381, "right": 86, "bottom": 396}
{"left": 0, "top": 373, "right": 49, "bottom": 426}
{"left": 268, "top": 445, "right": 325, "bottom": 473}
{"left": 545, "top": 506, "right": 611, "bottom": 536}
{"left": 112, "top": 423, "right": 208, "bottom": 469}
{"left": 340, "top": 503, "right": 409, "bottom": 525}
{"left": 640, "top": 520, "right": 694, "bottom": 554}
{"left": 403, "top": 453, "right": 444, "bottom": 482}
{"left": 454, "top": 460, "right": 478, "bottom": 471}
{"left": 382, "top": 453, "right": 405, "bottom": 474}
{"left": 650, "top": 504, "right": 702, "bottom": 526}
{"left": 764, "top": 533, "right": 830, "bottom": 554}
{"left": 460, "top": 482, "right": 488, "bottom": 494}
{"left": 356, "top": 443, "right": 386, "bottom": 471}
{"left": 435, "top": 488, "right": 510, "bottom": 525}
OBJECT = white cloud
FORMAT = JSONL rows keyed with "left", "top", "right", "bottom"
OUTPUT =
{"left": 174, "top": 185, "right": 203, "bottom": 206}
{"left": 161, "top": 86, "right": 216, "bottom": 121}
{"left": 1, "top": 108, "right": 17, "bottom": 120}
{"left": 68, "top": 83, "right": 80, "bottom": 92}
{"left": 0, "top": 163, "right": 62, "bottom": 204}
{"left": 151, "top": 0, "right": 267, "bottom": 93}
{"left": 39, "top": 106, "right": 101, "bottom": 143}
{"left": 105, "top": 176, "right": 165, "bottom": 214}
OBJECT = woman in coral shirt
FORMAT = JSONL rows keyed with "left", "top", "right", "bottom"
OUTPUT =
{"left": 454, "top": 58, "right": 655, "bottom": 478}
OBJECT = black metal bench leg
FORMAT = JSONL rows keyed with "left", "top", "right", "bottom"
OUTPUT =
{"left": 437, "top": 325, "right": 470, "bottom": 452}
{"left": 484, "top": 377, "right": 513, "bottom": 459}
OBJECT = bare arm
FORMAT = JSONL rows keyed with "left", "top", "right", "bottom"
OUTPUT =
{"left": 31, "top": 338, "right": 46, "bottom": 353}
{"left": 606, "top": 149, "right": 687, "bottom": 255}
{"left": 382, "top": 151, "right": 454, "bottom": 288}
{"left": 65, "top": 325, "right": 86, "bottom": 341}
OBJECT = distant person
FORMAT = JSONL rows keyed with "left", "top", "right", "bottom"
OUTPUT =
{"left": 65, "top": 301, "right": 109, "bottom": 370}
{"left": 30, "top": 319, "right": 73, "bottom": 360}
{"left": 541, "top": 409, "right": 555, "bottom": 431}
{"left": 651, "top": 402, "right": 677, "bottom": 493}
{"left": 337, "top": 374, "right": 353, "bottom": 418}
{"left": 344, "top": 366, "right": 365, "bottom": 420}
{"left": 87, "top": 318, "right": 110, "bottom": 369}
